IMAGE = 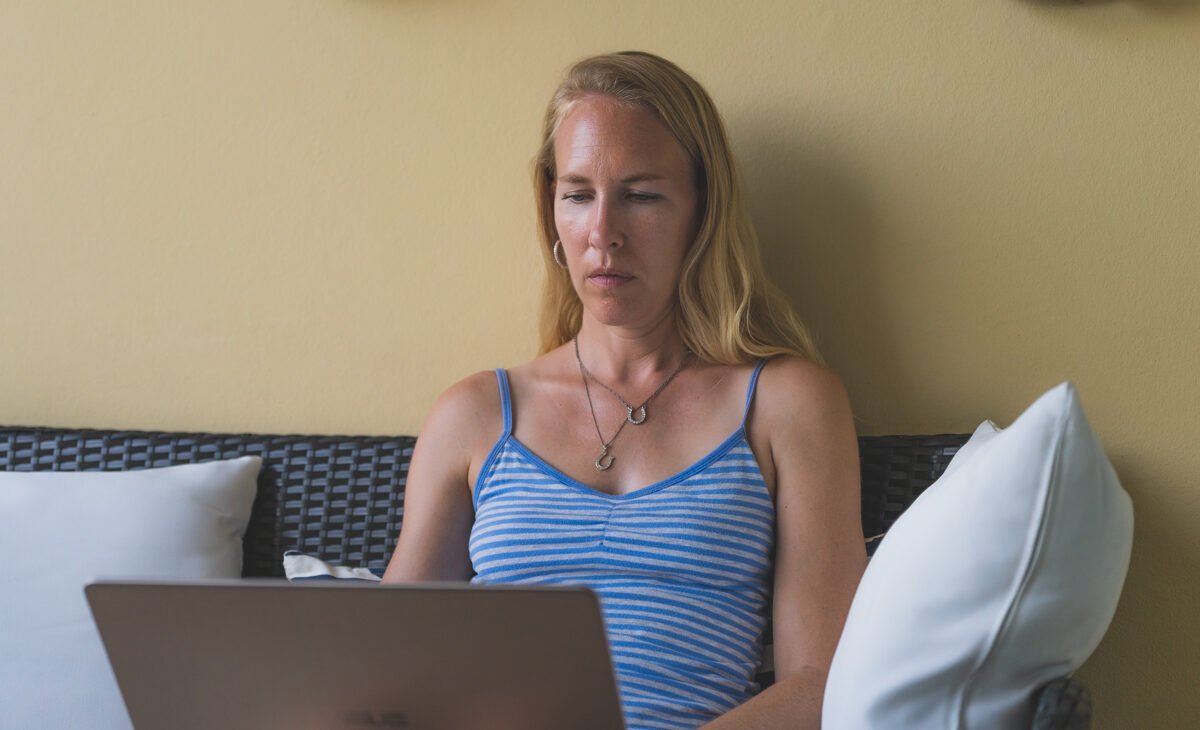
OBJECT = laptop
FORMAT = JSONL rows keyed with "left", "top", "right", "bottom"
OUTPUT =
{"left": 85, "top": 580, "right": 626, "bottom": 730}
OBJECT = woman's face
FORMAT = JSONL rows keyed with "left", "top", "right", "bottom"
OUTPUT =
{"left": 553, "top": 95, "right": 700, "bottom": 333}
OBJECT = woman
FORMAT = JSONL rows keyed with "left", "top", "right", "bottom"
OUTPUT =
{"left": 383, "top": 51, "right": 866, "bottom": 730}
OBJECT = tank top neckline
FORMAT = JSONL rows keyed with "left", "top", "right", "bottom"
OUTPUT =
{"left": 475, "top": 359, "right": 770, "bottom": 503}
{"left": 504, "top": 426, "right": 752, "bottom": 501}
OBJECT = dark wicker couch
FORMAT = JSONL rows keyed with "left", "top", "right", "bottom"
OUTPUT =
{"left": 0, "top": 425, "right": 1091, "bottom": 728}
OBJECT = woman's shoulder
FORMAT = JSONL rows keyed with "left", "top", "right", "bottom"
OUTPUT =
{"left": 421, "top": 369, "right": 505, "bottom": 443}
{"left": 436, "top": 368, "right": 502, "bottom": 406}
{"left": 754, "top": 355, "right": 853, "bottom": 431}
{"left": 748, "top": 356, "right": 858, "bottom": 502}
{"left": 429, "top": 347, "right": 570, "bottom": 424}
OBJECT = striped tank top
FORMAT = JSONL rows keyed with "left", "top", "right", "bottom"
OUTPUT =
{"left": 468, "top": 361, "right": 775, "bottom": 730}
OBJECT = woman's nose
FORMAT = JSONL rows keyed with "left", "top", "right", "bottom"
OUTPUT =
{"left": 587, "top": 196, "right": 624, "bottom": 250}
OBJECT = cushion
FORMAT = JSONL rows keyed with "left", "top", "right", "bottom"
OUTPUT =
{"left": 822, "top": 382, "right": 1134, "bottom": 728}
{"left": 0, "top": 457, "right": 261, "bottom": 730}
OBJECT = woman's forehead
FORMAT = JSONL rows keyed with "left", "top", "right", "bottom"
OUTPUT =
{"left": 554, "top": 96, "right": 690, "bottom": 181}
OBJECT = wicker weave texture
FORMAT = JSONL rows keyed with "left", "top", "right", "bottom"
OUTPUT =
{"left": 858, "top": 434, "right": 967, "bottom": 537}
{"left": 0, "top": 427, "right": 414, "bottom": 577}
{"left": 1033, "top": 677, "right": 1094, "bottom": 730}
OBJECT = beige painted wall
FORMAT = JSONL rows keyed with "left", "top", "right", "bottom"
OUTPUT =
{"left": 3, "top": 1, "right": 1197, "bottom": 725}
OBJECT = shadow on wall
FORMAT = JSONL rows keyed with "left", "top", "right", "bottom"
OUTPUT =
{"left": 1024, "top": 0, "right": 1200, "bottom": 12}
{"left": 734, "top": 117, "right": 912, "bottom": 431}
{"left": 1095, "top": 449, "right": 1200, "bottom": 722}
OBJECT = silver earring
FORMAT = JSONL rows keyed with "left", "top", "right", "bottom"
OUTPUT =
{"left": 553, "top": 240, "right": 568, "bottom": 269}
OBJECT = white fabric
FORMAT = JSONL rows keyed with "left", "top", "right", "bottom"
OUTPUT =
{"left": 822, "top": 382, "right": 1134, "bottom": 729}
{"left": 0, "top": 457, "right": 261, "bottom": 730}
{"left": 283, "top": 551, "right": 381, "bottom": 581}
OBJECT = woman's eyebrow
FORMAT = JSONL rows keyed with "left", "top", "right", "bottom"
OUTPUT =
{"left": 621, "top": 173, "right": 665, "bottom": 183}
{"left": 557, "top": 173, "right": 665, "bottom": 184}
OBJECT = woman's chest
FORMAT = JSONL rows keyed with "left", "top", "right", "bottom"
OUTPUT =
{"left": 505, "top": 372, "right": 762, "bottom": 497}
{"left": 469, "top": 443, "right": 776, "bottom": 585}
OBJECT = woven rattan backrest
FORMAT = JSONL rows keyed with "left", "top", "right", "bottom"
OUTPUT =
{"left": 0, "top": 427, "right": 965, "bottom": 577}
{"left": 857, "top": 434, "right": 969, "bottom": 538}
{"left": 0, "top": 427, "right": 414, "bottom": 577}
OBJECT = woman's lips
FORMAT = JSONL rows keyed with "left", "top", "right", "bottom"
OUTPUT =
{"left": 587, "top": 271, "right": 633, "bottom": 288}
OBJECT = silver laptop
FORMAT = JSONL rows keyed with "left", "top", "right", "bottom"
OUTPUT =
{"left": 85, "top": 580, "right": 625, "bottom": 730}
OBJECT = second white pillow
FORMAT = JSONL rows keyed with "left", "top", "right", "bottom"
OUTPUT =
{"left": 822, "top": 383, "right": 1133, "bottom": 729}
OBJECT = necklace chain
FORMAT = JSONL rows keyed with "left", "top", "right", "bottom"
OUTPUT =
{"left": 573, "top": 338, "right": 691, "bottom": 471}
{"left": 579, "top": 371, "right": 625, "bottom": 471}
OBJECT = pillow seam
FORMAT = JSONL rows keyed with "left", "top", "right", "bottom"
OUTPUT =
{"left": 953, "top": 396, "right": 1072, "bottom": 728}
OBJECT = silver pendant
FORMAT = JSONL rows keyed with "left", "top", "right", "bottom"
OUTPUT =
{"left": 595, "top": 445, "right": 615, "bottom": 471}
{"left": 626, "top": 405, "right": 647, "bottom": 425}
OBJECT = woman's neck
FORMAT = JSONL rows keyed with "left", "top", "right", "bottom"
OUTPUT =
{"left": 574, "top": 314, "right": 690, "bottom": 386}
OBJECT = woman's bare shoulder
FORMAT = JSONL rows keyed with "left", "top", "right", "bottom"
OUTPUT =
{"left": 753, "top": 355, "right": 854, "bottom": 440}
{"left": 759, "top": 356, "right": 848, "bottom": 409}
{"left": 422, "top": 369, "right": 504, "bottom": 446}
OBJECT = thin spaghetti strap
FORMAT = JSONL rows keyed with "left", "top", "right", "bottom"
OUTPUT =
{"left": 494, "top": 369, "right": 513, "bottom": 436}
{"left": 473, "top": 370, "right": 513, "bottom": 511}
{"left": 741, "top": 359, "right": 769, "bottom": 428}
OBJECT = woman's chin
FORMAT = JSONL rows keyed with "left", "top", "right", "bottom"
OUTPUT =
{"left": 580, "top": 298, "right": 675, "bottom": 332}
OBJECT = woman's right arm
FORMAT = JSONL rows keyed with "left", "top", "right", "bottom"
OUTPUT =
{"left": 381, "top": 372, "right": 499, "bottom": 582}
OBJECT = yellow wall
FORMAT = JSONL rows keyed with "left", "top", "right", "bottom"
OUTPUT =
{"left": 3, "top": 1, "right": 1196, "bottom": 725}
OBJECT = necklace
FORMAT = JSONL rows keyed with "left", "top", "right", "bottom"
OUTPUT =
{"left": 573, "top": 338, "right": 691, "bottom": 471}
{"left": 575, "top": 339, "right": 691, "bottom": 426}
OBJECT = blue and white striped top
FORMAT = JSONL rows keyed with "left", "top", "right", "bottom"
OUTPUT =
{"left": 469, "top": 362, "right": 775, "bottom": 730}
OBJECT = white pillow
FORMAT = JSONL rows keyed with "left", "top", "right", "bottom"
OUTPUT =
{"left": 0, "top": 457, "right": 261, "bottom": 730}
{"left": 822, "top": 382, "right": 1133, "bottom": 729}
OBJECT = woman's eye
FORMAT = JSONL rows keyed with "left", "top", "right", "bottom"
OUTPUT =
{"left": 628, "top": 192, "right": 660, "bottom": 203}
{"left": 561, "top": 192, "right": 591, "bottom": 203}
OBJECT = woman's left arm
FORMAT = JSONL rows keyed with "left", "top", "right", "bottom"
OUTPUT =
{"left": 702, "top": 358, "right": 867, "bottom": 729}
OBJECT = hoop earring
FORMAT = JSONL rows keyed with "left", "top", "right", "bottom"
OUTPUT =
{"left": 553, "top": 239, "right": 568, "bottom": 269}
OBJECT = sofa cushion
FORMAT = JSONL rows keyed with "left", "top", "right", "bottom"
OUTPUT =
{"left": 0, "top": 457, "right": 260, "bottom": 730}
{"left": 822, "top": 382, "right": 1133, "bottom": 728}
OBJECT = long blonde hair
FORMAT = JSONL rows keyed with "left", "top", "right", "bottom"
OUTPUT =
{"left": 534, "top": 51, "right": 822, "bottom": 366}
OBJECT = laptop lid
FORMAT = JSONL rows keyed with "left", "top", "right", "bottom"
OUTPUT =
{"left": 85, "top": 580, "right": 625, "bottom": 730}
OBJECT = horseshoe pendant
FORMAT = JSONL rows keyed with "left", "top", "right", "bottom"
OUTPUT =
{"left": 595, "top": 445, "right": 615, "bottom": 471}
{"left": 626, "top": 405, "right": 647, "bottom": 425}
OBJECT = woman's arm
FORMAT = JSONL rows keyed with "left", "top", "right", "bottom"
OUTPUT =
{"left": 381, "top": 371, "right": 500, "bottom": 583}
{"left": 703, "top": 358, "right": 867, "bottom": 729}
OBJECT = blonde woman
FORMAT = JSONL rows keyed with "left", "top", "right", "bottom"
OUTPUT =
{"left": 384, "top": 51, "right": 866, "bottom": 730}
